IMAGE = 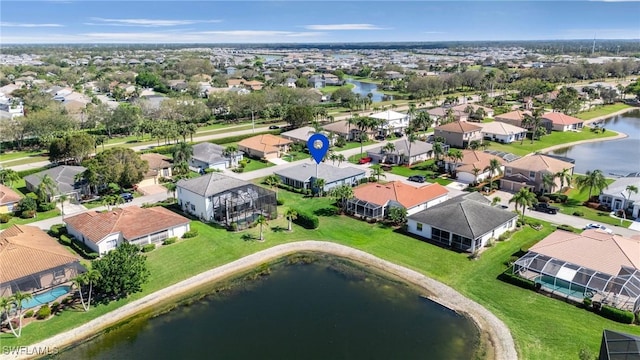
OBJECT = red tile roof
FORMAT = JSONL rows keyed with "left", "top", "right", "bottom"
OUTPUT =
{"left": 64, "top": 206, "right": 189, "bottom": 244}
{"left": 435, "top": 121, "right": 482, "bottom": 133}
{"left": 0, "top": 184, "right": 21, "bottom": 206}
{"left": 0, "top": 225, "right": 80, "bottom": 283}
{"left": 353, "top": 181, "right": 448, "bottom": 209}
{"left": 542, "top": 112, "right": 584, "bottom": 125}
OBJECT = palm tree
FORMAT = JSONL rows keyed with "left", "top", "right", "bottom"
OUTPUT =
{"left": 542, "top": 173, "right": 556, "bottom": 194}
{"left": 172, "top": 141, "right": 193, "bottom": 165}
{"left": 483, "top": 158, "right": 503, "bottom": 190}
{"left": 0, "top": 169, "right": 20, "bottom": 187}
{"left": 471, "top": 166, "right": 482, "bottom": 186}
{"left": 447, "top": 149, "right": 463, "bottom": 176}
{"left": 72, "top": 274, "right": 89, "bottom": 311}
{"left": 9, "top": 291, "right": 32, "bottom": 337}
{"left": 555, "top": 168, "right": 573, "bottom": 193}
{"left": 256, "top": 215, "right": 268, "bottom": 241}
{"left": 336, "top": 154, "right": 346, "bottom": 167}
{"left": 223, "top": 145, "right": 239, "bottom": 167}
{"left": 329, "top": 184, "right": 354, "bottom": 214}
{"left": 405, "top": 129, "right": 418, "bottom": 166}
{"left": 57, "top": 194, "right": 69, "bottom": 218}
{"left": 264, "top": 175, "right": 281, "bottom": 199}
{"left": 433, "top": 142, "right": 444, "bottom": 164}
{"left": 623, "top": 185, "right": 639, "bottom": 214}
{"left": 370, "top": 164, "right": 386, "bottom": 182}
{"left": 84, "top": 269, "right": 101, "bottom": 311}
{"left": 314, "top": 178, "right": 326, "bottom": 197}
{"left": 37, "top": 174, "right": 58, "bottom": 203}
{"left": 0, "top": 296, "right": 18, "bottom": 338}
{"left": 491, "top": 196, "right": 502, "bottom": 206}
{"left": 285, "top": 208, "right": 298, "bottom": 232}
{"left": 575, "top": 169, "right": 608, "bottom": 201}
{"left": 510, "top": 187, "right": 538, "bottom": 222}
{"left": 382, "top": 142, "right": 396, "bottom": 163}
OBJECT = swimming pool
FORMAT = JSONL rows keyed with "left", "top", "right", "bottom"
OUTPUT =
{"left": 22, "top": 285, "right": 72, "bottom": 309}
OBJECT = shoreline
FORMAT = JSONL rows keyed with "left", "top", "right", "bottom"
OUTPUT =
{"left": 581, "top": 106, "right": 638, "bottom": 126}
{"left": 539, "top": 130, "right": 628, "bottom": 154}
{"left": 3, "top": 241, "right": 517, "bottom": 360}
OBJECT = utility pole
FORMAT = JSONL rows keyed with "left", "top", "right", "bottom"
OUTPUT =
{"left": 591, "top": 34, "right": 596, "bottom": 56}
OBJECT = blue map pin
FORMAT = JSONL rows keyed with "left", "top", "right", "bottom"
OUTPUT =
{"left": 307, "top": 133, "right": 329, "bottom": 164}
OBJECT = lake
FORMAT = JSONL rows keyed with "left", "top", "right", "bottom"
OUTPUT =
{"left": 346, "top": 78, "right": 392, "bottom": 103}
{"left": 550, "top": 109, "right": 640, "bottom": 176}
{"left": 54, "top": 256, "right": 480, "bottom": 360}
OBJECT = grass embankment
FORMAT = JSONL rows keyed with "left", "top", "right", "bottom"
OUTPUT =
{"left": 576, "top": 103, "right": 633, "bottom": 121}
{"left": 486, "top": 127, "right": 618, "bottom": 156}
{"left": 4, "top": 190, "right": 639, "bottom": 359}
{"left": 555, "top": 179, "right": 632, "bottom": 228}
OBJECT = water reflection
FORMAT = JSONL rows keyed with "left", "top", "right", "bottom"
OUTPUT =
{"left": 345, "top": 78, "right": 392, "bottom": 103}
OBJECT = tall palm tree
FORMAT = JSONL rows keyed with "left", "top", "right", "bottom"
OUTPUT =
{"left": 542, "top": 173, "right": 556, "bottom": 194}
{"left": 510, "top": 187, "right": 538, "bottom": 222}
{"left": 9, "top": 291, "right": 32, "bottom": 337}
{"left": 447, "top": 149, "right": 463, "bottom": 176}
{"left": 172, "top": 141, "right": 193, "bottom": 165}
{"left": 555, "top": 168, "right": 573, "bottom": 193}
{"left": 370, "top": 164, "right": 386, "bottom": 182}
{"left": 355, "top": 116, "right": 377, "bottom": 156}
{"left": 57, "top": 194, "right": 69, "bottom": 218}
{"left": 264, "top": 174, "right": 281, "bottom": 199}
{"left": 382, "top": 142, "right": 396, "bottom": 163}
{"left": 37, "top": 174, "right": 58, "bottom": 203}
{"left": 575, "top": 169, "right": 608, "bottom": 201}
{"left": 433, "top": 142, "right": 444, "bottom": 164}
{"left": 84, "top": 269, "right": 101, "bottom": 311}
{"left": 623, "top": 185, "right": 639, "bottom": 214}
{"left": 72, "top": 274, "right": 89, "bottom": 311}
{"left": 285, "top": 208, "right": 298, "bottom": 232}
{"left": 329, "top": 184, "right": 354, "bottom": 214}
{"left": 256, "top": 215, "right": 268, "bottom": 241}
{"left": 314, "top": 178, "right": 326, "bottom": 197}
{"left": 0, "top": 169, "right": 20, "bottom": 187}
{"left": 223, "top": 145, "right": 239, "bottom": 167}
{"left": 405, "top": 129, "right": 418, "bottom": 166}
{"left": 471, "top": 166, "right": 482, "bottom": 186}
{"left": 336, "top": 154, "right": 346, "bottom": 167}
{"left": 0, "top": 296, "right": 18, "bottom": 338}
{"left": 483, "top": 158, "right": 503, "bottom": 190}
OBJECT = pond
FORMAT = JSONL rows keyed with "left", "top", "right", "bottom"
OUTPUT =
{"left": 550, "top": 109, "right": 640, "bottom": 176}
{"left": 53, "top": 256, "right": 480, "bottom": 360}
{"left": 346, "top": 78, "right": 392, "bottom": 103}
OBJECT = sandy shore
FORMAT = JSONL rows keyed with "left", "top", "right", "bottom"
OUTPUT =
{"left": 3, "top": 241, "right": 517, "bottom": 360}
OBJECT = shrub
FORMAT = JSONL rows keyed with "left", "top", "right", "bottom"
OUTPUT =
{"left": 557, "top": 224, "right": 576, "bottom": 232}
{"left": 59, "top": 234, "right": 72, "bottom": 246}
{"left": 599, "top": 305, "right": 634, "bottom": 324}
{"left": 0, "top": 213, "right": 11, "bottom": 223}
{"left": 573, "top": 211, "right": 584, "bottom": 217}
{"left": 21, "top": 210, "right": 36, "bottom": 219}
{"left": 538, "top": 196, "right": 550, "bottom": 203}
{"left": 498, "top": 231, "right": 512, "bottom": 241}
{"left": 163, "top": 237, "right": 177, "bottom": 245}
{"left": 37, "top": 202, "right": 56, "bottom": 212}
{"left": 182, "top": 229, "right": 199, "bottom": 238}
{"left": 292, "top": 210, "right": 319, "bottom": 229}
{"left": 141, "top": 244, "right": 156, "bottom": 253}
{"left": 498, "top": 272, "right": 535, "bottom": 290}
{"left": 64, "top": 235, "right": 99, "bottom": 259}
{"left": 36, "top": 304, "right": 51, "bottom": 320}
{"left": 583, "top": 297, "right": 592, "bottom": 308}
{"left": 276, "top": 198, "right": 284, "bottom": 206}
{"left": 48, "top": 224, "right": 67, "bottom": 237}
{"left": 51, "top": 301, "right": 60, "bottom": 312}
{"left": 228, "top": 223, "right": 238, "bottom": 232}
{"left": 24, "top": 310, "right": 34, "bottom": 318}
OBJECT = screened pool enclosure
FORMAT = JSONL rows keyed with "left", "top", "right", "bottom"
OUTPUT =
{"left": 513, "top": 252, "right": 640, "bottom": 312}
{"left": 211, "top": 184, "right": 277, "bottom": 230}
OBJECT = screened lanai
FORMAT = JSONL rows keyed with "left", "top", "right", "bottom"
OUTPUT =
{"left": 346, "top": 198, "right": 384, "bottom": 219}
{"left": 514, "top": 252, "right": 640, "bottom": 312}
{"left": 211, "top": 184, "right": 277, "bottom": 230}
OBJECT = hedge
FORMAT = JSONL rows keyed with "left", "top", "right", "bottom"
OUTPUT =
{"left": 0, "top": 213, "right": 11, "bottom": 223}
{"left": 599, "top": 304, "right": 635, "bottom": 324}
{"left": 48, "top": 224, "right": 67, "bottom": 237}
{"left": 292, "top": 210, "right": 319, "bottom": 229}
{"left": 182, "top": 229, "right": 199, "bottom": 238}
{"left": 63, "top": 235, "right": 99, "bottom": 259}
{"left": 163, "top": 237, "right": 177, "bottom": 245}
{"left": 141, "top": 244, "right": 156, "bottom": 253}
{"left": 17, "top": 167, "right": 49, "bottom": 178}
{"left": 498, "top": 272, "right": 535, "bottom": 291}
{"left": 544, "top": 193, "right": 568, "bottom": 203}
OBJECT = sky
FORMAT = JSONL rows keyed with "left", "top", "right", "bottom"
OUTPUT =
{"left": 1, "top": 1, "right": 639, "bottom": 44}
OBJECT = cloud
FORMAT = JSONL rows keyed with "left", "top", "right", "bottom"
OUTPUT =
{"left": 196, "top": 30, "right": 325, "bottom": 37}
{"left": 304, "top": 24, "right": 386, "bottom": 31}
{"left": 0, "top": 22, "right": 64, "bottom": 28}
{"left": 87, "top": 17, "right": 221, "bottom": 27}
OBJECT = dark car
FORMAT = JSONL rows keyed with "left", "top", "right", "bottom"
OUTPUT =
{"left": 268, "top": 125, "right": 280, "bottom": 129}
{"left": 120, "top": 193, "right": 134, "bottom": 203}
{"left": 532, "top": 203, "right": 559, "bottom": 214}
{"left": 408, "top": 175, "right": 426, "bottom": 183}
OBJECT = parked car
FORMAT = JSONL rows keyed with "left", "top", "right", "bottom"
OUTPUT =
{"left": 120, "top": 192, "right": 134, "bottom": 202}
{"left": 583, "top": 223, "right": 614, "bottom": 234}
{"left": 374, "top": 135, "right": 386, "bottom": 141}
{"left": 408, "top": 175, "right": 426, "bottom": 183}
{"left": 358, "top": 157, "right": 372, "bottom": 164}
{"left": 532, "top": 203, "right": 559, "bottom": 214}
{"left": 268, "top": 125, "right": 280, "bottom": 129}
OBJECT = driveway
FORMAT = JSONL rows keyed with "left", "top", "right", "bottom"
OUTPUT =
{"left": 267, "top": 157, "right": 289, "bottom": 165}
{"left": 59, "top": 201, "right": 87, "bottom": 216}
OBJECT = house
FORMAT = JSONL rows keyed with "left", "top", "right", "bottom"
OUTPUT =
{"left": 189, "top": 142, "right": 243, "bottom": 171}
{"left": 168, "top": 80, "right": 188, "bottom": 92}
{"left": 226, "top": 78, "right": 245, "bottom": 88}
{"left": 426, "top": 108, "right": 468, "bottom": 125}
{"left": 494, "top": 110, "right": 532, "bottom": 128}
{"left": 0, "top": 184, "right": 22, "bottom": 214}
{"left": 285, "top": 78, "right": 297, "bottom": 88}
{"left": 407, "top": 192, "right": 518, "bottom": 252}
{"left": 347, "top": 181, "right": 449, "bottom": 220}
{"left": 274, "top": 163, "right": 365, "bottom": 193}
{"left": 477, "top": 122, "right": 527, "bottom": 144}
{"left": 500, "top": 154, "right": 575, "bottom": 193}
{"left": 243, "top": 80, "right": 264, "bottom": 91}
{"left": 238, "top": 134, "right": 292, "bottom": 159}
{"left": 367, "top": 139, "right": 433, "bottom": 165}
{"left": 0, "top": 224, "right": 84, "bottom": 298}
{"left": 0, "top": 96, "right": 24, "bottom": 120}
{"left": 369, "top": 110, "right": 410, "bottom": 136}
{"left": 513, "top": 229, "right": 640, "bottom": 311}
{"left": 281, "top": 126, "right": 322, "bottom": 145}
{"left": 24, "top": 166, "right": 88, "bottom": 201}
{"left": 138, "top": 153, "right": 172, "bottom": 187}
{"left": 322, "top": 120, "right": 368, "bottom": 141}
{"left": 446, "top": 150, "right": 506, "bottom": 184}
{"left": 176, "top": 172, "right": 277, "bottom": 229}
{"left": 64, "top": 206, "right": 190, "bottom": 255}
{"left": 451, "top": 104, "right": 494, "bottom": 119}
{"left": 599, "top": 176, "right": 640, "bottom": 219}
{"left": 434, "top": 121, "right": 483, "bottom": 149}
{"left": 542, "top": 112, "right": 584, "bottom": 132}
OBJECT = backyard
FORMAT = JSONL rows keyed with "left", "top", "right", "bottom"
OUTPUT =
{"left": 3, "top": 188, "right": 639, "bottom": 359}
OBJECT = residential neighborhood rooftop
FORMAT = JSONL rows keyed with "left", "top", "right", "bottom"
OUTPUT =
{"left": 274, "top": 162, "right": 365, "bottom": 183}
{"left": 507, "top": 154, "right": 575, "bottom": 173}
{"left": 353, "top": 181, "right": 448, "bottom": 209}
{"left": 435, "top": 121, "right": 482, "bottom": 133}
{"left": 177, "top": 172, "right": 250, "bottom": 197}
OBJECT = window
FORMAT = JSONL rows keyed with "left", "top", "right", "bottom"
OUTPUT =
{"left": 53, "top": 268, "right": 65, "bottom": 279}
{"left": 505, "top": 167, "right": 512, "bottom": 176}
{"left": 529, "top": 171, "right": 536, "bottom": 179}
{"left": 190, "top": 204, "right": 196, "bottom": 211}
{"left": 416, "top": 223, "right": 423, "bottom": 231}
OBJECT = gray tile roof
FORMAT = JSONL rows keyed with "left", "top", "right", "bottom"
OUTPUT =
{"left": 192, "top": 142, "right": 231, "bottom": 165}
{"left": 602, "top": 176, "right": 640, "bottom": 202}
{"left": 408, "top": 192, "right": 516, "bottom": 239}
{"left": 275, "top": 163, "right": 365, "bottom": 183}
{"left": 368, "top": 140, "right": 432, "bottom": 156}
{"left": 24, "top": 165, "right": 86, "bottom": 195}
{"left": 177, "top": 173, "right": 249, "bottom": 197}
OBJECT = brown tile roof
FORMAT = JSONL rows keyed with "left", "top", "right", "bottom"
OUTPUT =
{"left": 530, "top": 229, "right": 640, "bottom": 275}
{"left": 495, "top": 110, "right": 531, "bottom": 121}
{"left": 238, "top": 134, "right": 292, "bottom": 154}
{"left": 226, "top": 78, "right": 245, "bottom": 86}
{"left": 455, "top": 150, "right": 505, "bottom": 174}
{"left": 435, "top": 121, "right": 482, "bottom": 134}
{"left": 542, "top": 112, "right": 584, "bottom": 126}
{"left": 140, "top": 153, "right": 172, "bottom": 178}
{"left": 64, "top": 206, "right": 189, "bottom": 244}
{"left": 353, "top": 181, "right": 448, "bottom": 209}
{"left": 0, "top": 184, "right": 22, "bottom": 206}
{"left": 508, "top": 154, "right": 574, "bottom": 173}
{"left": 0, "top": 225, "right": 80, "bottom": 283}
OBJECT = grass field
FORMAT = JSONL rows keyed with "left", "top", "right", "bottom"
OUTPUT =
{"left": 555, "top": 179, "right": 632, "bottom": 228}
{"left": 575, "top": 103, "right": 633, "bottom": 120}
{"left": 3, "top": 189, "right": 639, "bottom": 359}
{"left": 242, "top": 158, "right": 274, "bottom": 172}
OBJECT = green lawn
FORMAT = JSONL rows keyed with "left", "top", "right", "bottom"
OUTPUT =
{"left": 0, "top": 150, "right": 48, "bottom": 163}
{"left": 319, "top": 83, "right": 355, "bottom": 95}
{"left": 242, "top": 158, "right": 274, "bottom": 172}
{"left": 284, "top": 151, "right": 310, "bottom": 162}
{"left": 486, "top": 128, "right": 618, "bottom": 156}
{"left": 0, "top": 208, "right": 61, "bottom": 230}
{"left": 4, "top": 190, "right": 639, "bottom": 359}
{"left": 575, "top": 103, "right": 633, "bottom": 120}
{"left": 554, "top": 180, "right": 632, "bottom": 228}
{"left": 333, "top": 140, "right": 376, "bottom": 152}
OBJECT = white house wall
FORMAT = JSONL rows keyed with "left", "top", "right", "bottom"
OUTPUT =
{"left": 178, "top": 186, "right": 209, "bottom": 221}
{"left": 425, "top": 195, "right": 449, "bottom": 208}
{"left": 95, "top": 232, "right": 123, "bottom": 255}
{"left": 407, "top": 219, "right": 432, "bottom": 238}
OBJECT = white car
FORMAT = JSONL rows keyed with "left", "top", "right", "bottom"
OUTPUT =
{"left": 583, "top": 223, "right": 614, "bottom": 234}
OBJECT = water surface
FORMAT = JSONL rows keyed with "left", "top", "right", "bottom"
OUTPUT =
{"left": 346, "top": 78, "right": 392, "bottom": 103}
